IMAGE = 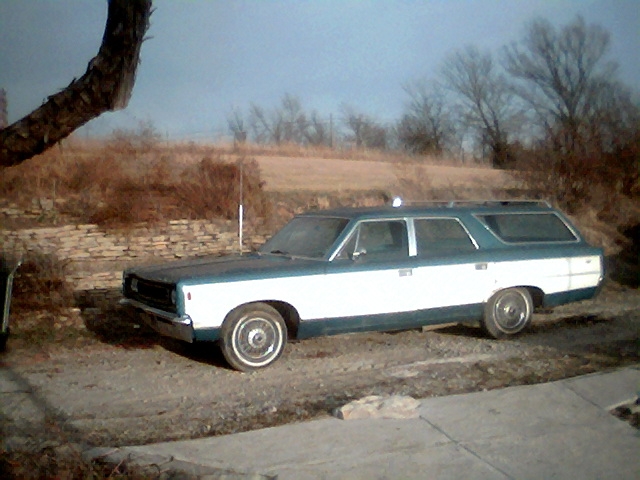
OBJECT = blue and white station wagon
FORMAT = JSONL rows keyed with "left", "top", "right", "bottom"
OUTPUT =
{"left": 121, "top": 200, "right": 604, "bottom": 371}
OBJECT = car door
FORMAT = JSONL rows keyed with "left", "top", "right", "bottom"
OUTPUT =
{"left": 320, "top": 219, "right": 416, "bottom": 323}
{"left": 409, "top": 217, "right": 491, "bottom": 313}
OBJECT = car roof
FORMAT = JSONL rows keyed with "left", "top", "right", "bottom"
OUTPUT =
{"left": 299, "top": 200, "right": 556, "bottom": 220}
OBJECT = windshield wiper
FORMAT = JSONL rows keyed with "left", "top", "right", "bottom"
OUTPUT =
{"left": 268, "top": 249, "right": 289, "bottom": 255}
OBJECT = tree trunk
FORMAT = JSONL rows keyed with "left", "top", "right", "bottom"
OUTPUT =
{"left": 0, "top": 0, "right": 152, "bottom": 167}
{"left": 0, "top": 89, "right": 7, "bottom": 129}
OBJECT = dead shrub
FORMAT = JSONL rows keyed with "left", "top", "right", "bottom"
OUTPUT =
{"left": 105, "top": 120, "right": 161, "bottom": 157}
{"left": 0, "top": 147, "right": 66, "bottom": 206}
{"left": 87, "top": 177, "right": 181, "bottom": 227}
{"left": 176, "top": 156, "right": 270, "bottom": 221}
{"left": 512, "top": 145, "right": 640, "bottom": 264}
{"left": 5, "top": 250, "right": 75, "bottom": 344}
{"left": 62, "top": 154, "right": 127, "bottom": 196}
{"left": 513, "top": 147, "right": 638, "bottom": 214}
{"left": 10, "top": 250, "right": 74, "bottom": 314}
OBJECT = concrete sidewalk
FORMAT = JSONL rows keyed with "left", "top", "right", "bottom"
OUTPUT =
{"left": 85, "top": 366, "right": 640, "bottom": 479}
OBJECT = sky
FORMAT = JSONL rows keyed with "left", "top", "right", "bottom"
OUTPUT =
{"left": 1, "top": 0, "right": 639, "bottom": 141}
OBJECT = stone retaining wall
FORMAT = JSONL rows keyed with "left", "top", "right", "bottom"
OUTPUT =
{"left": 1, "top": 219, "right": 269, "bottom": 291}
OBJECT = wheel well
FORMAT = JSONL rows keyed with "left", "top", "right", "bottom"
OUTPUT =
{"left": 487, "top": 286, "right": 544, "bottom": 309}
{"left": 262, "top": 301, "right": 300, "bottom": 339}
{"left": 523, "top": 286, "right": 544, "bottom": 309}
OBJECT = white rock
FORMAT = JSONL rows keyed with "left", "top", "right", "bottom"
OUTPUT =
{"left": 334, "top": 395, "right": 421, "bottom": 420}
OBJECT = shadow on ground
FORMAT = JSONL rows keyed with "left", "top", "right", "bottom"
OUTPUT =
{"left": 75, "top": 287, "right": 231, "bottom": 369}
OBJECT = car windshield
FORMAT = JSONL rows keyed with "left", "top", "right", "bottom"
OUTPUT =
{"left": 259, "top": 216, "right": 350, "bottom": 259}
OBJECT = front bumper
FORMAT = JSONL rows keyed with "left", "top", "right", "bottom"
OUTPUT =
{"left": 120, "top": 298, "right": 194, "bottom": 343}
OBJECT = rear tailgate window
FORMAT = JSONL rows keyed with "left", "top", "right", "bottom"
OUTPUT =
{"left": 478, "top": 213, "right": 578, "bottom": 243}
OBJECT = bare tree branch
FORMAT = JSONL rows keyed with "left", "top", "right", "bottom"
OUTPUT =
{"left": 503, "top": 15, "right": 615, "bottom": 153}
{"left": 341, "top": 105, "right": 388, "bottom": 150}
{"left": 0, "top": 0, "right": 152, "bottom": 167}
{"left": 398, "top": 82, "right": 455, "bottom": 155}
{"left": 442, "top": 46, "right": 522, "bottom": 168}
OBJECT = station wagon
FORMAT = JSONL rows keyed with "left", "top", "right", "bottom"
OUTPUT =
{"left": 121, "top": 200, "right": 604, "bottom": 371}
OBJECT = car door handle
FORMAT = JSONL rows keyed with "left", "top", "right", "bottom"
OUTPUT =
{"left": 399, "top": 268, "right": 412, "bottom": 277}
{"left": 475, "top": 263, "right": 488, "bottom": 270}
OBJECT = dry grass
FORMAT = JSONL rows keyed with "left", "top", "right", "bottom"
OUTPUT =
{"left": 0, "top": 136, "right": 270, "bottom": 229}
{"left": 1, "top": 134, "right": 636, "bottom": 258}
{"left": 392, "top": 162, "right": 516, "bottom": 202}
{"left": 10, "top": 250, "right": 73, "bottom": 314}
{"left": 0, "top": 133, "right": 497, "bottom": 228}
{"left": 2, "top": 250, "right": 77, "bottom": 346}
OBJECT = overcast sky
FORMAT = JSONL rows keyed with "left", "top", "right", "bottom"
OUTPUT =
{"left": 1, "top": 0, "right": 638, "bottom": 140}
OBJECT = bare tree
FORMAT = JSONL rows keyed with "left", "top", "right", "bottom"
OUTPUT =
{"left": 305, "top": 112, "right": 333, "bottom": 147}
{"left": 442, "top": 46, "right": 522, "bottom": 168}
{"left": 247, "top": 103, "right": 273, "bottom": 144}
{"left": 397, "top": 82, "right": 455, "bottom": 155}
{"left": 248, "top": 94, "right": 310, "bottom": 145}
{"left": 341, "top": 105, "right": 388, "bottom": 150}
{"left": 227, "top": 107, "right": 247, "bottom": 144}
{"left": 0, "top": 0, "right": 152, "bottom": 167}
{"left": 503, "top": 15, "right": 615, "bottom": 155}
{"left": 279, "top": 94, "right": 309, "bottom": 144}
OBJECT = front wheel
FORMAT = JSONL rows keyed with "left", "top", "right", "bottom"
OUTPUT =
{"left": 220, "top": 303, "right": 287, "bottom": 372}
{"left": 481, "top": 287, "right": 533, "bottom": 339}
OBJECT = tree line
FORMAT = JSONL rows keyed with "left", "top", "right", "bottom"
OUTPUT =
{"left": 2, "top": 9, "right": 636, "bottom": 206}
{"left": 227, "top": 16, "right": 639, "bottom": 198}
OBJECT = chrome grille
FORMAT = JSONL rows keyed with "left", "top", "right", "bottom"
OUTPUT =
{"left": 123, "top": 275, "right": 176, "bottom": 313}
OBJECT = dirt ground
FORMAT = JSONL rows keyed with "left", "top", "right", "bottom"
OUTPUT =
{"left": 2, "top": 280, "right": 638, "bottom": 449}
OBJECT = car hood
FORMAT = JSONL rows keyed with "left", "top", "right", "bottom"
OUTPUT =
{"left": 124, "top": 253, "right": 325, "bottom": 285}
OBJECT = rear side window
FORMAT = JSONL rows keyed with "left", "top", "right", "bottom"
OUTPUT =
{"left": 414, "top": 218, "right": 476, "bottom": 256}
{"left": 478, "top": 213, "right": 578, "bottom": 243}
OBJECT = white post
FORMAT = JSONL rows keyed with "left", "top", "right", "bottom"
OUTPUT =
{"left": 238, "top": 160, "right": 244, "bottom": 255}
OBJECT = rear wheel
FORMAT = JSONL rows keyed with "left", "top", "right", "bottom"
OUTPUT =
{"left": 481, "top": 288, "right": 533, "bottom": 339}
{"left": 220, "top": 303, "right": 287, "bottom": 372}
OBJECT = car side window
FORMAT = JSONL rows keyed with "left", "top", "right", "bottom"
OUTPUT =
{"left": 478, "top": 213, "right": 578, "bottom": 243}
{"left": 415, "top": 218, "right": 476, "bottom": 256}
{"left": 336, "top": 220, "right": 408, "bottom": 260}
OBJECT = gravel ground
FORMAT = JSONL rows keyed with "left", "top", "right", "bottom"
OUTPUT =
{"left": 1, "top": 281, "right": 638, "bottom": 449}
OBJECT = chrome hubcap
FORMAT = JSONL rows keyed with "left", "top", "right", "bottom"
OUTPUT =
{"left": 495, "top": 292, "right": 528, "bottom": 331}
{"left": 235, "top": 317, "right": 278, "bottom": 362}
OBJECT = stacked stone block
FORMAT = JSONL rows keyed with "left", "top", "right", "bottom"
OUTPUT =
{"left": 1, "top": 219, "right": 268, "bottom": 291}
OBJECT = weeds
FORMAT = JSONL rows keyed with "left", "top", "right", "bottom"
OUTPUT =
{"left": 176, "top": 155, "right": 269, "bottom": 220}
{"left": 4, "top": 249, "right": 75, "bottom": 345}
{"left": 0, "top": 129, "right": 271, "bottom": 230}
{"left": 10, "top": 250, "right": 73, "bottom": 314}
